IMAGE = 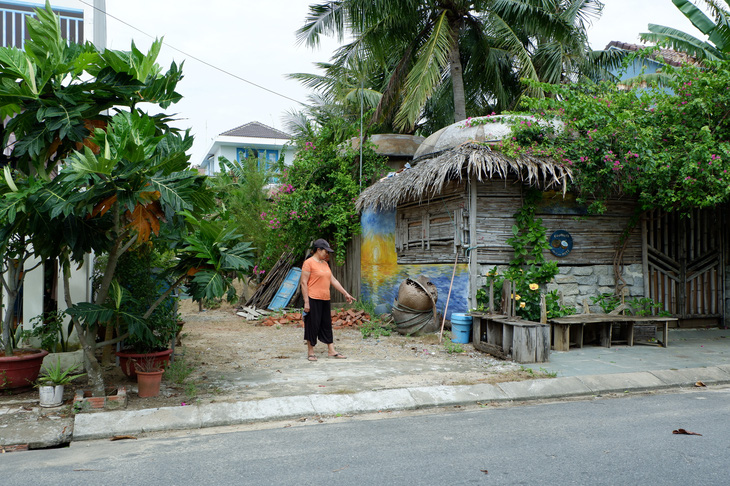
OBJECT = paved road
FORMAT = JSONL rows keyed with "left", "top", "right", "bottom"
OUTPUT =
{"left": 3, "top": 388, "right": 729, "bottom": 485}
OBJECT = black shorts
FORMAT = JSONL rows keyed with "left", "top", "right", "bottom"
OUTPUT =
{"left": 304, "top": 298, "right": 333, "bottom": 346}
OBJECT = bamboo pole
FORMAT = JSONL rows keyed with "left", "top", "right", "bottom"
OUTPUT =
{"left": 439, "top": 251, "right": 460, "bottom": 344}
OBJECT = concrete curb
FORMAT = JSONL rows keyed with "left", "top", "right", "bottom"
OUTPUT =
{"left": 70, "top": 365, "right": 730, "bottom": 442}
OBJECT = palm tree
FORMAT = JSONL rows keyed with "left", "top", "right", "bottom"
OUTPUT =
{"left": 297, "top": 0, "right": 605, "bottom": 132}
{"left": 286, "top": 53, "right": 388, "bottom": 139}
{"left": 640, "top": 0, "right": 730, "bottom": 61}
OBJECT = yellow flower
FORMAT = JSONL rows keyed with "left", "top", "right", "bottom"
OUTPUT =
{"left": 520, "top": 302, "right": 526, "bottom": 308}
{"left": 511, "top": 294, "right": 521, "bottom": 301}
{"left": 529, "top": 283, "right": 539, "bottom": 291}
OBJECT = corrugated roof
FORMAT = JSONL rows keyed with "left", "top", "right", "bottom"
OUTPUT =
{"left": 605, "top": 41, "right": 698, "bottom": 67}
{"left": 220, "top": 121, "right": 291, "bottom": 139}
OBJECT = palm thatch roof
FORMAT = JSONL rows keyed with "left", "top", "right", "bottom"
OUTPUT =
{"left": 356, "top": 142, "right": 572, "bottom": 211}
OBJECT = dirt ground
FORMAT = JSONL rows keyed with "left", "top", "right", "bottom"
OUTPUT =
{"left": 1, "top": 300, "right": 546, "bottom": 415}
{"left": 104, "top": 299, "right": 543, "bottom": 410}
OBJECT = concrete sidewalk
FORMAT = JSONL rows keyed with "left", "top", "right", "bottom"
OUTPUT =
{"left": 2, "top": 328, "right": 729, "bottom": 448}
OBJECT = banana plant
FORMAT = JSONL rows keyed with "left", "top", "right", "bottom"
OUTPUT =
{"left": 641, "top": 0, "right": 730, "bottom": 62}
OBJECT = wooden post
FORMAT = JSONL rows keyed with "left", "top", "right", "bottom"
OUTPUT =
{"left": 540, "top": 293, "right": 547, "bottom": 324}
{"left": 536, "top": 325, "right": 550, "bottom": 363}
{"left": 438, "top": 251, "right": 460, "bottom": 343}
{"left": 553, "top": 324, "right": 569, "bottom": 351}
{"left": 469, "top": 173, "right": 478, "bottom": 310}
{"left": 582, "top": 298, "right": 591, "bottom": 314}
{"left": 513, "top": 325, "right": 537, "bottom": 363}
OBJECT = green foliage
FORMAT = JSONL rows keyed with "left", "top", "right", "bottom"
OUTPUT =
{"left": 591, "top": 293, "right": 622, "bottom": 314}
{"left": 37, "top": 358, "right": 85, "bottom": 386}
{"left": 112, "top": 245, "right": 179, "bottom": 352}
{"left": 591, "top": 293, "right": 670, "bottom": 317}
{"left": 21, "top": 311, "right": 72, "bottom": 353}
{"left": 628, "top": 297, "right": 670, "bottom": 317}
{"left": 509, "top": 62, "right": 730, "bottom": 213}
{"left": 443, "top": 332, "right": 465, "bottom": 354}
{"left": 262, "top": 123, "right": 387, "bottom": 266}
{"left": 175, "top": 212, "right": 255, "bottom": 304}
{"left": 210, "top": 156, "right": 271, "bottom": 270}
{"left": 165, "top": 352, "right": 195, "bottom": 385}
{"left": 360, "top": 320, "right": 393, "bottom": 339}
{"left": 297, "top": 0, "right": 606, "bottom": 132}
{"left": 640, "top": 0, "right": 729, "bottom": 62}
{"left": 476, "top": 190, "right": 574, "bottom": 320}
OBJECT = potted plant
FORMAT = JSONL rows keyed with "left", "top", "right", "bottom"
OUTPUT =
{"left": 21, "top": 311, "right": 72, "bottom": 353}
{"left": 36, "top": 358, "right": 85, "bottom": 407}
{"left": 107, "top": 249, "right": 181, "bottom": 378}
{"left": 1, "top": 239, "right": 49, "bottom": 390}
{"left": 133, "top": 357, "right": 165, "bottom": 398}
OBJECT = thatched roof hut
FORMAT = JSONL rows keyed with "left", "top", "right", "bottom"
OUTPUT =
{"left": 356, "top": 141, "right": 573, "bottom": 211}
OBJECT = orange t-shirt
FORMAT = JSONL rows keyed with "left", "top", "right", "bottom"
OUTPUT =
{"left": 302, "top": 257, "right": 332, "bottom": 300}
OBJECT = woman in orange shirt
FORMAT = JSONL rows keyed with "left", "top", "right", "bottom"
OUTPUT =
{"left": 300, "top": 239, "right": 355, "bottom": 361}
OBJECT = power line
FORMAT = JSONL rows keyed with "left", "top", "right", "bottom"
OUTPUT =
{"left": 77, "top": 0, "right": 308, "bottom": 106}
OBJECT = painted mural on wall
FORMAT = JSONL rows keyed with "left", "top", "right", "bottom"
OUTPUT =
{"left": 360, "top": 208, "right": 469, "bottom": 320}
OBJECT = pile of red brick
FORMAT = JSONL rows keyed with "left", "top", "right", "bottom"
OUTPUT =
{"left": 258, "top": 309, "right": 370, "bottom": 329}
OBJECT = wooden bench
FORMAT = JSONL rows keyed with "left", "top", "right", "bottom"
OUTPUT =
{"left": 548, "top": 315, "right": 678, "bottom": 351}
{"left": 470, "top": 312, "right": 550, "bottom": 363}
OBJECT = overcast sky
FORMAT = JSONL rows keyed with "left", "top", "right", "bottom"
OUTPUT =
{"left": 65, "top": 0, "right": 708, "bottom": 166}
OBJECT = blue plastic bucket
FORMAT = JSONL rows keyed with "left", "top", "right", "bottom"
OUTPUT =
{"left": 450, "top": 313, "right": 472, "bottom": 343}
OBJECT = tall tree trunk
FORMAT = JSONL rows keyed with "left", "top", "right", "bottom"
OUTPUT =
{"left": 95, "top": 205, "right": 124, "bottom": 307}
{"left": 1, "top": 288, "right": 18, "bottom": 356}
{"left": 1, "top": 243, "right": 25, "bottom": 356}
{"left": 448, "top": 27, "right": 466, "bottom": 122}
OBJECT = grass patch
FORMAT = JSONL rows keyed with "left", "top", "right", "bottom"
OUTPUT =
{"left": 165, "top": 351, "right": 195, "bottom": 385}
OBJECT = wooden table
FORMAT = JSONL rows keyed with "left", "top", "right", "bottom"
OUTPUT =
{"left": 469, "top": 312, "right": 550, "bottom": 363}
{"left": 548, "top": 315, "right": 678, "bottom": 351}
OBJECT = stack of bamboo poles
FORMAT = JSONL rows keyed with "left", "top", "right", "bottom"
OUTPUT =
{"left": 244, "top": 251, "right": 297, "bottom": 309}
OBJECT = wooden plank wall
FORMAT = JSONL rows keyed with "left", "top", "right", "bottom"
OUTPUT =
{"left": 644, "top": 207, "right": 724, "bottom": 319}
{"left": 395, "top": 178, "right": 642, "bottom": 266}
{"left": 472, "top": 179, "right": 524, "bottom": 263}
{"left": 331, "top": 235, "right": 361, "bottom": 303}
{"left": 395, "top": 180, "right": 468, "bottom": 264}
{"left": 538, "top": 197, "right": 642, "bottom": 266}
{"left": 471, "top": 179, "right": 641, "bottom": 265}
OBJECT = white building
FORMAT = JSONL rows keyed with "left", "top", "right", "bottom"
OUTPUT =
{"left": 0, "top": 0, "right": 93, "bottom": 48}
{"left": 199, "top": 121, "right": 294, "bottom": 176}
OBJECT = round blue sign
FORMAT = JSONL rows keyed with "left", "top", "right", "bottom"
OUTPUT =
{"left": 549, "top": 230, "right": 573, "bottom": 257}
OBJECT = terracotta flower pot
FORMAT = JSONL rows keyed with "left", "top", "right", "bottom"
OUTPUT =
{"left": 0, "top": 349, "right": 49, "bottom": 390}
{"left": 136, "top": 370, "right": 164, "bottom": 398}
{"left": 115, "top": 348, "right": 173, "bottom": 379}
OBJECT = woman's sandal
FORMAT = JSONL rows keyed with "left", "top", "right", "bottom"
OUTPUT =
{"left": 328, "top": 353, "right": 347, "bottom": 359}
{"left": 308, "top": 355, "right": 318, "bottom": 362}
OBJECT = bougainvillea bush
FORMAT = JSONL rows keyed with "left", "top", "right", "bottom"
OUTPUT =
{"left": 497, "top": 60, "right": 730, "bottom": 213}
{"left": 261, "top": 125, "right": 387, "bottom": 266}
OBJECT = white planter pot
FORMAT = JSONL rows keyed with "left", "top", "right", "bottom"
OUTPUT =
{"left": 39, "top": 385, "right": 65, "bottom": 407}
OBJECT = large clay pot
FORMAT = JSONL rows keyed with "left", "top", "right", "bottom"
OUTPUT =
{"left": 115, "top": 348, "right": 173, "bottom": 379}
{"left": 136, "top": 370, "right": 164, "bottom": 398}
{"left": 0, "top": 349, "right": 49, "bottom": 390}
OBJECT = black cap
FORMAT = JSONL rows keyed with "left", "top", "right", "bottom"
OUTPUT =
{"left": 313, "top": 238, "right": 334, "bottom": 252}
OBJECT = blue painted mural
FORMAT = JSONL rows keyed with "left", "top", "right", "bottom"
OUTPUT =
{"left": 360, "top": 208, "right": 469, "bottom": 320}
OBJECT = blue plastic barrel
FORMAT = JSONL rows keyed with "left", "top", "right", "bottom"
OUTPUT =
{"left": 450, "top": 313, "right": 472, "bottom": 343}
